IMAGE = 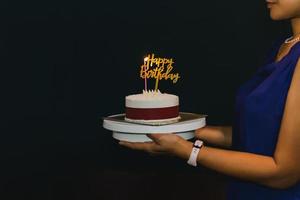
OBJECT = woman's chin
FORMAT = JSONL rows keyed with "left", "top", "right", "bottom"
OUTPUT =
{"left": 269, "top": 13, "right": 287, "bottom": 21}
{"left": 269, "top": 10, "right": 291, "bottom": 21}
{"left": 270, "top": 15, "right": 283, "bottom": 21}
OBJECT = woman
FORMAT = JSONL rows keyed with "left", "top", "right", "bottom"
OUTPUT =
{"left": 119, "top": 0, "right": 300, "bottom": 199}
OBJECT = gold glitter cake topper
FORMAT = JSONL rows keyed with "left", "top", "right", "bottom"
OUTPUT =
{"left": 140, "top": 53, "right": 181, "bottom": 91}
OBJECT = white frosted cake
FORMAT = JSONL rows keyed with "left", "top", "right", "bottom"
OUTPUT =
{"left": 125, "top": 90, "right": 180, "bottom": 125}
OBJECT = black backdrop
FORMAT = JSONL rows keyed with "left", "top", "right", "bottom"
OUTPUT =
{"left": 2, "top": 1, "right": 291, "bottom": 199}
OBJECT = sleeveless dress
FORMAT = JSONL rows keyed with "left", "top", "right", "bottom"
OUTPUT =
{"left": 227, "top": 36, "right": 300, "bottom": 200}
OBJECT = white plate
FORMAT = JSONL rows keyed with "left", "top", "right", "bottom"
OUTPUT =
{"left": 102, "top": 112, "right": 206, "bottom": 142}
{"left": 111, "top": 131, "right": 195, "bottom": 142}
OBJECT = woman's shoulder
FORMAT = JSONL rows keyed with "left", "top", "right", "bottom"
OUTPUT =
{"left": 290, "top": 40, "right": 300, "bottom": 59}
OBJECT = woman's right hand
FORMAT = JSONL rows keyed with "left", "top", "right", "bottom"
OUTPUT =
{"left": 195, "top": 126, "right": 232, "bottom": 148}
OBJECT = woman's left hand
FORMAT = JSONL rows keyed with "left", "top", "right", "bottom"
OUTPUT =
{"left": 118, "top": 133, "right": 193, "bottom": 159}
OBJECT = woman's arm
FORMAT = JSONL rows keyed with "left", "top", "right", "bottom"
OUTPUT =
{"left": 178, "top": 58, "right": 300, "bottom": 189}
{"left": 177, "top": 142, "right": 298, "bottom": 189}
{"left": 195, "top": 126, "right": 232, "bottom": 148}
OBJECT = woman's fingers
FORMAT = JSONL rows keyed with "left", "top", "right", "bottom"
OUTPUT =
{"left": 146, "top": 133, "right": 164, "bottom": 143}
{"left": 194, "top": 128, "right": 204, "bottom": 139}
{"left": 119, "top": 141, "right": 147, "bottom": 150}
{"left": 147, "top": 133, "right": 175, "bottom": 144}
{"left": 119, "top": 141, "right": 158, "bottom": 151}
{"left": 118, "top": 133, "right": 178, "bottom": 154}
{"left": 119, "top": 140, "right": 167, "bottom": 154}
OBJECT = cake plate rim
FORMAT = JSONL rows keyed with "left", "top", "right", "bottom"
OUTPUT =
{"left": 102, "top": 112, "right": 206, "bottom": 134}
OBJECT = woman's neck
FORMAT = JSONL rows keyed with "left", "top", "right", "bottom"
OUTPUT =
{"left": 290, "top": 17, "right": 300, "bottom": 36}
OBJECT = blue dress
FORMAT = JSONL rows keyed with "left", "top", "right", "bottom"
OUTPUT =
{"left": 227, "top": 37, "right": 300, "bottom": 200}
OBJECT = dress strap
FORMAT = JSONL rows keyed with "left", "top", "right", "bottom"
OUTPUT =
{"left": 288, "top": 41, "right": 300, "bottom": 64}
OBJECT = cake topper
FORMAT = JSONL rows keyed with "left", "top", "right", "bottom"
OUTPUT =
{"left": 140, "top": 53, "right": 181, "bottom": 91}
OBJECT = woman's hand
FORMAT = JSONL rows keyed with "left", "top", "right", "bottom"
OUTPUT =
{"left": 119, "top": 133, "right": 193, "bottom": 159}
{"left": 195, "top": 126, "right": 232, "bottom": 148}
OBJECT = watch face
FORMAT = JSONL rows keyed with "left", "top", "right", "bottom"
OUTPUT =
{"left": 194, "top": 140, "right": 203, "bottom": 148}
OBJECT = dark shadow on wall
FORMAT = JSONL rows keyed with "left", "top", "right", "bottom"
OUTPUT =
{"left": 1, "top": 0, "right": 290, "bottom": 199}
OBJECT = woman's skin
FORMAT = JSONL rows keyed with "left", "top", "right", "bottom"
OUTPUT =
{"left": 119, "top": 0, "right": 300, "bottom": 189}
{"left": 195, "top": 126, "right": 232, "bottom": 148}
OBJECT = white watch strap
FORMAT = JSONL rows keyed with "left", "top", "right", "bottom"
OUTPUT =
{"left": 187, "top": 140, "right": 203, "bottom": 167}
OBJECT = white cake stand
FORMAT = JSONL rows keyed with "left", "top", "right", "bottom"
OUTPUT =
{"left": 103, "top": 112, "right": 206, "bottom": 142}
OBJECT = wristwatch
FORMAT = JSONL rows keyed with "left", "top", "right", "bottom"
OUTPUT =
{"left": 187, "top": 140, "right": 204, "bottom": 167}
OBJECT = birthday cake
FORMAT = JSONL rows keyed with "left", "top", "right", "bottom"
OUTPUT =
{"left": 125, "top": 90, "right": 180, "bottom": 125}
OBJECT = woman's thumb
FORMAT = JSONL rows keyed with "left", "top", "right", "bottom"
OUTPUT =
{"left": 146, "top": 134, "right": 162, "bottom": 143}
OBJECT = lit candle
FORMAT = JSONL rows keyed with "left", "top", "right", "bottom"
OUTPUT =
{"left": 143, "top": 57, "right": 149, "bottom": 91}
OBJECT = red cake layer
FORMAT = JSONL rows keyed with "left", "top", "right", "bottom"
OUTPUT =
{"left": 125, "top": 106, "right": 179, "bottom": 120}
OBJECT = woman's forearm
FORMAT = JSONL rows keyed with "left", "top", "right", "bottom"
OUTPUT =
{"left": 195, "top": 126, "right": 232, "bottom": 148}
{"left": 196, "top": 146, "right": 278, "bottom": 186}
{"left": 177, "top": 141, "right": 298, "bottom": 189}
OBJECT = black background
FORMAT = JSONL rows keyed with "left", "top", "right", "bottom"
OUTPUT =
{"left": 1, "top": 1, "right": 291, "bottom": 199}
